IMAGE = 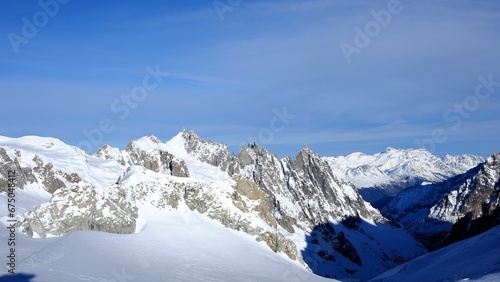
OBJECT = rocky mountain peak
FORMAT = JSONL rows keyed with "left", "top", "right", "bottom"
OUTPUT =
{"left": 294, "top": 145, "right": 323, "bottom": 169}
{"left": 0, "top": 132, "right": 438, "bottom": 281}
{"left": 147, "top": 135, "right": 161, "bottom": 144}
{"left": 486, "top": 153, "right": 500, "bottom": 166}
{"left": 179, "top": 130, "right": 233, "bottom": 172}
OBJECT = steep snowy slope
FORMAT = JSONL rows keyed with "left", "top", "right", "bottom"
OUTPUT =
{"left": 324, "top": 148, "right": 483, "bottom": 207}
{"left": 369, "top": 226, "right": 500, "bottom": 282}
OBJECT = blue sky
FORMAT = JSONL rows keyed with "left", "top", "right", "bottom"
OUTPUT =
{"left": 1, "top": 0, "right": 499, "bottom": 157}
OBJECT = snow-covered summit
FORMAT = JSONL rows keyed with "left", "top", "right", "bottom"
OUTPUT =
{"left": 324, "top": 147, "right": 483, "bottom": 207}
{"left": 2, "top": 131, "right": 495, "bottom": 281}
{"left": 325, "top": 147, "right": 482, "bottom": 189}
{"left": 0, "top": 135, "right": 123, "bottom": 193}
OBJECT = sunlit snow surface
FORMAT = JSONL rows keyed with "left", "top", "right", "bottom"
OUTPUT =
{"left": 0, "top": 189, "right": 331, "bottom": 282}
{"left": 0, "top": 135, "right": 125, "bottom": 192}
{"left": 0, "top": 134, "right": 498, "bottom": 281}
{"left": 0, "top": 135, "right": 329, "bottom": 281}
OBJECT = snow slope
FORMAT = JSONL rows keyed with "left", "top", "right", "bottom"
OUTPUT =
{"left": 369, "top": 226, "right": 500, "bottom": 282}
{"left": 0, "top": 133, "right": 334, "bottom": 281}
{"left": 0, "top": 188, "right": 331, "bottom": 282}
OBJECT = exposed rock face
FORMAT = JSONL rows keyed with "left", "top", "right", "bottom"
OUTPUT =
{"left": 33, "top": 160, "right": 67, "bottom": 193}
{"left": 291, "top": 147, "right": 377, "bottom": 222}
{"left": 383, "top": 153, "right": 500, "bottom": 250}
{"left": 430, "top": 154, "right": 500, "bottom": 221}
{"left": 444, "top": 205, "right": 500, "bottom": 246}
{"left": 233, "top": 177, "right": 265, "bottom": 201}
{"left": 0, "top": 148, "right": 74, "bottom": 194}
{"left": 232, "top": 176, "right": 278, "bottom": 228}
{"left": 3, "top": 132, "right": 427, "bottom": 281}
{"left": 169, "top": 157, "right": 189, "bottom": 177}
{"left": 257, "top": 231, "right": 299, "bottom": 261}
{"left": 126, "top": 137, "right": 190, "bottom": 177}
{"left": 176, "top": 137, "right": 423, "bottom": 279}
{"left": 181, "top": 130, "right": 233, "bottom": 172}
{"left": 0, "top": 148, "right": 31, "bottom": 191}
{"left": 17, "top": 185, "right": 138, "bottom": 238}
{"left": 94, "top": 144, "right": 127, "bottom": 165}
{"left": 229, "top": 145, "right": 383, "bottom": 231}
{"left": 95, "top": 137, "right": 190, "bottom": 177}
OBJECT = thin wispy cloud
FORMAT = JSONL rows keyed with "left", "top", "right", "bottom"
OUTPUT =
{"left": 0, "top": 0, "right": 498, "bottom": 157}
{"left": 168, "top": 72, "right": 255, "bottom": 87}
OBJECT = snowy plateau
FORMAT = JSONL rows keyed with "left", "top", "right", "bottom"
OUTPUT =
{"left": 0, "top": 130, "right": 499, "bottom": 282}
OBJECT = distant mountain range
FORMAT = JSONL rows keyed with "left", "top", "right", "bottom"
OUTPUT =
{"left": 325, "top": 148, "right": 483, "bottom": 208}
{"left": 0, "top": 130, "right": 498, "bottom": 281}
{"left": 382, "top": 152, "right": 500, "bottom": 250}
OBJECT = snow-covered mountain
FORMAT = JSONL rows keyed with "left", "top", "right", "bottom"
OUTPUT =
{"left": 324, "top": 148, "right": 483, "bottom": 208}
{"left": 0, "top": 130, "right": 427, "bottom": 281}
{"left": 382, "top": 153, "right": 500, "bottom": 250}
{"left": 0, "top": 187, "right": 330, "bottom": 282}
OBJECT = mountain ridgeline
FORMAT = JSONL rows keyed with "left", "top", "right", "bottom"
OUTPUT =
{"left": 324, "top": 149, "right": 483, "bottom": 208}
{"left": 0, "top": 130, "right": 498, "bottom": 281}
{"left": 382, "top": 153, "right": 500, "bottom": 250}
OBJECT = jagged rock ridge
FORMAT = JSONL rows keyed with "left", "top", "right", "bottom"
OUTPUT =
{"left": 0, "top": 132, "right": 427, "bottom": 281}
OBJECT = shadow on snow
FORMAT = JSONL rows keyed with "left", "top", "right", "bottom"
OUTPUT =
{"left": 0, "top": 273, "right": 37, "bottom": 282}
